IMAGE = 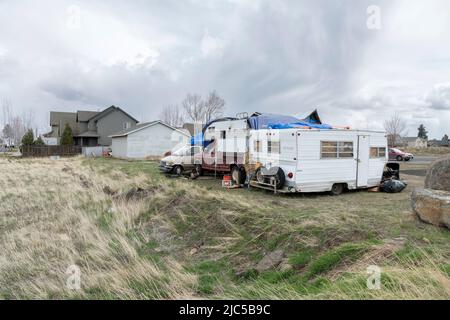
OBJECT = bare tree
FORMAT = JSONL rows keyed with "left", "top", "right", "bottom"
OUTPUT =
{"left": 182, "top": 93, "right": 204, "bottom": 123}
{"left": 1, "top": 97, "right": 12, "bottom": 128}
{"left": 1, "top": 98, "right": 37, "bottom": 145}
{"left": 384, "top": 113, "right": 407, "bottom": 147}
{"left": 181, "top": 91, "right": 226, "bottom": 124}
{"left": 203, "top": 90, "right": 225, "bottom": 122}
{"left": 159, "top": 104, "right": 185, "bottom": 127}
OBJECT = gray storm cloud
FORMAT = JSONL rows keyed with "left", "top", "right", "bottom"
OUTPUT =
{"left": 0, "top": 0, "right": 450, "bottom": 138}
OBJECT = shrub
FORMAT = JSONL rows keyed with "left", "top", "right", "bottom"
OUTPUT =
{"left": 34, "top": 136, "right": 45, "bottom": 146}
{"left": 60, "top": 123, "right": 74, "bottom": 145}
{"left": 21, "top": 129, "right": 34, "bottom": 146}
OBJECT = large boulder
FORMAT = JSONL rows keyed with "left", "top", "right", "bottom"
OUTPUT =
{"left": 256, "top": 250, "right": 284, "bottom": 272}
{"left": 425, "top": 156, "right": 450, "bottom": 191}
{"left": 412, "top": 188, "right": 450, "bottom": 229}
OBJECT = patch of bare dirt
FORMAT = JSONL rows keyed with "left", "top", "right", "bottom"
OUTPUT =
{"left": 120, "top": 186, "right": 157, "bottom": 201}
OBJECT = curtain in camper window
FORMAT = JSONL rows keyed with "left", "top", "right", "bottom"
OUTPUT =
{"left": 321, "top": 141, "right": 353, "bottom": 158}
{"left": 370, "top": 147, "right": 386, "bottom": 158}
{"left": 268, "top": 141, "right": 280, "bottom": 154}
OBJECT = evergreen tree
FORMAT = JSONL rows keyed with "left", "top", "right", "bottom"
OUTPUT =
{"left": 60, "top": 123, "right": 74, "bottom": 146}
{"left": 34, "top": 136, "right": 45, "bottom": 146}
{"left": 417, "top": 124, "right": 428, "bottom": 140}
{"left": 21, "top": 129, "right": 34, "bottom": 146}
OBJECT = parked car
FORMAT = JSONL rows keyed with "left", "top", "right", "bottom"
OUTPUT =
{"left": 388, "top": 148, "right": 414, "bottom": 161}
{"left": 159, "top": 145, "right": 203, "bottom": 175}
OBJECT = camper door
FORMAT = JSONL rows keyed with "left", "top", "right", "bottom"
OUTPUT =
{"left": 356, "top": 135, "right": 370, "bottom": 187}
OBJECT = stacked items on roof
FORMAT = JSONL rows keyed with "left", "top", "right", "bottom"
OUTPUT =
{"left": 190, "top": 110, "right": 333, "bottom": 146}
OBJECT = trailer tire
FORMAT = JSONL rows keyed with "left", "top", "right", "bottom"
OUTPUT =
{"left": 330, "top": 183, "right": 345, "bottom": 196}
{"left": 194, "top": 164, "right": 203, "bottom": 176}
{"left": 255, "top": 168, "right": 265, "bottom": 184}
{"left": 231, "top": 166, "right": 245, "bottom": 185}
{"left": 273, "top": 167, "right": 286, "bottom": 190}
{"left": 173, "top": 165, "right": 183, "bottom": 176}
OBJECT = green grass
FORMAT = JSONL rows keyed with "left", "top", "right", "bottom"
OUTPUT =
{"left": 289, "top": 249, "right": 314, "bottom": 268}
{"left": 8, "top": 157, "right": 445, "bottom": 300}
{"left": 306, "top": 242, "right": 376, "bottom": 278}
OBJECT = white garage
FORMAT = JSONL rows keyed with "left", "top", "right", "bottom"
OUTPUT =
{"left": 110, "top": 121, "right": 191, "bottom": 159}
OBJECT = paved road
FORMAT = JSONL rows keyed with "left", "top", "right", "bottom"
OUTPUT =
{"left": 390, "top": 156, "right": 438, "bottom": 165}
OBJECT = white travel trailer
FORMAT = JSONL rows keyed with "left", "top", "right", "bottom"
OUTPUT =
{"left": 248, "top": 128, "right": 388, "bottom": 194}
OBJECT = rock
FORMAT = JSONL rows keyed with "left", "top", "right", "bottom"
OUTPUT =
{"left": 256, "top": 250, "right": 284, "bottom": 272}
{"left": 425, "top": 156, "right": 450, "bottom": 191}
{"left": 411, "top": 188, "right": 450, "bottom": 229}
{"left": 278, "top": 259, "right": 293, "bottom": 272}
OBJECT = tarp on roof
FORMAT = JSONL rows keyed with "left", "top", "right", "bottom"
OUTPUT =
{"left": 301, "top": 109, "right": 322, "bottom": 124}
{"left": 248, "top": 110, "right": 324, "bottom": 129}
{"left": 268, "top": 121, "right": 332, "bottom": 129}
{"left": 247, "top": 113, "right": 301, "bottom": 130}
{"left": 192, "top": 110, "right": 331, "bottom": 146}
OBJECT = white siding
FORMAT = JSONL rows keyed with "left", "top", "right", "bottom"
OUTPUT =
{"left": 296, "top": 131, "right": 358, "bottom": 192}
{"left": 111, "top": 136, "right": 128, "bottom": 158}
{"left": 249, "top": 129, "right": 387, "bottom": 193}
{"left": 125, "top": 124, "right": 189, "bottom": 159}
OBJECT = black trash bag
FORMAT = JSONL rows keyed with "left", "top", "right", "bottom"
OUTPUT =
{"left": 380, "top": 179, "right": 407, "bottom": 193}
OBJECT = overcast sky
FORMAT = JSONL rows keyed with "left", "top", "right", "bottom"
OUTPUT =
{"left": 1, "top": 0, "right": 450, "bottom": 138}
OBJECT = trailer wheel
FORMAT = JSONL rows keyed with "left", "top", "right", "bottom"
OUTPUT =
{"left": 273, "top": 167, "right": 286, "bottom": 190}
{"left": 231, "top": 166, "right": 245, "bottom": 185}
{"left": 194, "top": 164, "right": 203, "bottom": 176}
{"left": 255, "top": 168, "right": 265, "bottom": 183}
{"left": 173, "top": 165, "right": 183, "bottom": 176}
{"left": 330, "top": 183, "right": 345, "bottom": 196}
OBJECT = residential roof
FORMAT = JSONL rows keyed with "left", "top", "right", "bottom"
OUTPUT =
{"left": 49, "top": 112, "right": 77, "bottom": 126}
{"left": 74, "top": 131, "right": 100, "bottom": 137}
{"left": 182, "top": 123, "right": 195, "bottom": 135}
{"left": 89, "top": 105, "right": 139, "bottom": 123}
{"left": 109, "top": 120, "right": 192, "bottom": 138}
{"left": 77, "top": 111, "right": 99, "bottom": 122}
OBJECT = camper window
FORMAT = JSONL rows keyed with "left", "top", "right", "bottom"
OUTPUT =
{"left": 254, "top": 140, "right": 262, "bottom": 152}
{"left": 370, "top": 147, "right": 386, "bottom": 158}
{"left": 268, "top": 141, "right": 280, "bottom": 154}
{"left": 321, "top": 141, "right": 353, "bottom": 158}
{"left": 221, "top": 131, "right": 226, "bottom": 139}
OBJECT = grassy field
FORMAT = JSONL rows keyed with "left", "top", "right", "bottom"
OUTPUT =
{"left": 403, "top": 147, "right": 450, "bottom": 156}
{"left": 0, "top": 156, "right": 449, "bottom": 299}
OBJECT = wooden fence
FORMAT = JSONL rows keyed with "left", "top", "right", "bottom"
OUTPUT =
{"left": 21, "top": 145, "right": 82, "bottom": 157}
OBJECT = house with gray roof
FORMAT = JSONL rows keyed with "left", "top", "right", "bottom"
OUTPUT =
{"left": 110, "top": 120, "right": 191, "bottom": 159}
{"left": 45, "top": 106, "right": 139, "bottom": 146}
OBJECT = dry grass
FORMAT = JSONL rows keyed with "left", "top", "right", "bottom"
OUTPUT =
{"left": 0, "top": 157, "right": 196, "bottom": 299}
{"left": 403, "top": 147, "right": 450, "bottom": 156}
{"left": 0, "top": 156, "right": 449, "bottom": 300}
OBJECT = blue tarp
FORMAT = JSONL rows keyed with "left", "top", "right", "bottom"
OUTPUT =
{"left": 247, "top": 113, "right": 301, "bottom": 130}
{"left": 191, "top": 110, "right": 332, "bottom": 146}
{"left": 268, "top": 121, "right": 332, "bottom": 130}
{"left": 190, "top": 132, "right": 204, "bottom": 146}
